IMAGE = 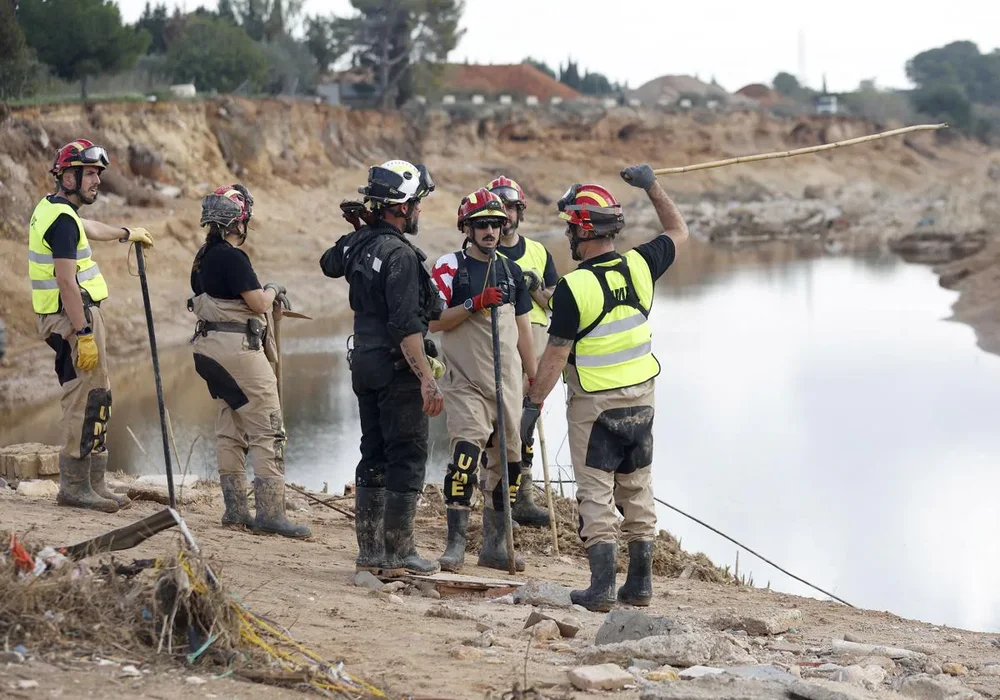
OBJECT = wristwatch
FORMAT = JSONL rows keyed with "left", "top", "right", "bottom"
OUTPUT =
{"left": 463, "top": 298, "right": 475, "bottom": 312}
{"left": 75, "top": 326, "right": 93, "bottom": 336}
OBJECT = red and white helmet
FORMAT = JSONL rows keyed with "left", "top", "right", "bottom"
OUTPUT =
{"left": 456, "top": 188, "right": 508, "bottom": 232}
{"left": 51, "top": 139, "right": 109, "bottom": 177}
{"left": 200, "top": 184, "right": 254, "bottom": 228}
{"left": 487, "top": 175, "right": 526, "bottom": 210}
{"left": 557, "top": 183, "right": 625, "bottom": 236}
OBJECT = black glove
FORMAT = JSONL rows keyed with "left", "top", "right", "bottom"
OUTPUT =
{"left": 522, "top": 269, "right": 542, "bottom": 292}
{"left": 264, "top": 282, "right": 286, "bottom": 296}
{"left": 520, "top": 397, "right": 541, "bottom": 447}
{"left": 424, "top": 337, "right": 438, "bottom": 358}
{"left": 620, "top": 164, "right": 656, "bottom": 191}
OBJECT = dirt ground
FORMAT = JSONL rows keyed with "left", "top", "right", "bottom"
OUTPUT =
{"left": 2, "top": 482, "right": 999, "bottom": 699}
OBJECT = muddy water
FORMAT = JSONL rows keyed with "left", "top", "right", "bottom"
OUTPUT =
{"left": 3, "top": 241, "right": 999, "bottom": 633}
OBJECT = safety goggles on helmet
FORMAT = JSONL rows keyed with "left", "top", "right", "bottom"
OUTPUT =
{"left": 489, "top": 186, "right": 524, "bottom": 206}
{"left": 360, "top": 161, "right": 435, "bottom": 205}
{"left": 78, "top": 145, "right": 110, "bottom": 168}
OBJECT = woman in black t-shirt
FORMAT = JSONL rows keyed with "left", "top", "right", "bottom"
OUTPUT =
{"left": 188, "top": 184, "right": 310, "bottom": 540}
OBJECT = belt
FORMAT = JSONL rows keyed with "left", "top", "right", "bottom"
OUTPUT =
{"left": 352, "top": 333, "right": 394, "bottom": 349}
{"left": 197, "top": 321, "right": 247, "bottom": 334}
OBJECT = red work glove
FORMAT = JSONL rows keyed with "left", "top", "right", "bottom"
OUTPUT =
{"left": 471, "top": 286, "right": 503, "bottom": 311}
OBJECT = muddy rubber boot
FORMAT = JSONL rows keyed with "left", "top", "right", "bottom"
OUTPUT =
{"left": 57, "top": 454, "right": 119, "bottom": 513}
{"left": 511, "top": 464, "right": 550, "bottom": 527}
{"left": 571, "top": 542, "right": 617, "bottom": 612}
{"left": 438, "top": 507, "right": 469, "bottom": 572}
{"left": 90, "top": 452, "right": 132, "bottom": 509}
{"left": 219, "top": 474, "right": 254, "bottom": 528}
{"left": 252, "top": 477, "right": 312, "bottom": 538}
{"left": 382, "top": 490, "right": 440, "bottom": 577}
{"left": 354, "top": 486, "right": 386, "bottom": 573}
{"left": 617, "top": 540, "right": 654, "bottom": 606}
{"left": 477, "top": 505, "right": 525, "bottom": 572}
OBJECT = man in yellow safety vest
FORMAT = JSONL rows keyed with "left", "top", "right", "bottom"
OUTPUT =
{"left": 520, "top": 164, "right": 689, "bottom": 611}
{"left": 27, "top": 139, "right": 154, "bottom": 512}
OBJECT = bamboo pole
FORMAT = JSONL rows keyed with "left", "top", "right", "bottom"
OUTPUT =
{"left": 652, "top": 123, "right": 948, "bottom": 175}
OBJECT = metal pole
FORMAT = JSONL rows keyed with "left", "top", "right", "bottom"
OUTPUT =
{"left": 535, "top": 415, "right": 559, "bottom": 554}
{"left": 135, "top": 244, "right": 176, "bottom": 509}
{"left": 488, "top": 250, "right": 517, "bottom": 575}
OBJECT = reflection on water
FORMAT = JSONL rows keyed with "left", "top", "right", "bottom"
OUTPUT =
{"left": 3, "top": 243, "right": 998, "bottom": 633}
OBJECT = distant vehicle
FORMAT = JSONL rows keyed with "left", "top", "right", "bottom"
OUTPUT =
{"left": 816, "top": 94, "right": 838, "bottom": 115}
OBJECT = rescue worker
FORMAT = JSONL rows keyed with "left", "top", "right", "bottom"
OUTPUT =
{"left": 430, "top": 188, "right": 539, "bottom": 573}
{"left": 520, "top": 165, "right": 689, "bottom": 611}
{"left": 189, "top": 184, "right": 311, "bottom": 539}
{"left": 321, "top": 160, "right": 443, "bottom": 577}
{"left": 28, "top": 139, "right": 154, "bottom": 512}
{"left": 487, "top": 175, "right": 558, "bottom": 528}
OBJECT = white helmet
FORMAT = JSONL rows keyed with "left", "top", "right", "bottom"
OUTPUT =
{"left": 359, "top": 159, "right": 435, "bottom": 205}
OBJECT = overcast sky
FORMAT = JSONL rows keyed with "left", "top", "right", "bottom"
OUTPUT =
{"left": 116, "top": 0, "right": 1000, "bottom": 93}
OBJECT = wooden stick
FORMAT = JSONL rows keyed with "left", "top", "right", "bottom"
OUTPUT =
{"left": 653, "top": 123, "right": 948, "bottom": 175}
{"left": 535, "top": 416, "right": 559, "bottom": 555}
{"left": 286, "top": 482, "right": 355, "bottom": 520}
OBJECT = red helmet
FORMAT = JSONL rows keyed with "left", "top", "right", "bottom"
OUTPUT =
{"left": 557, "top": 183, "right": 625, "bottom": 236}
{"left": 487, "top": 175, "right": 526, "bottom": 210}
{"left": 51, "top": 139, "right": 109, "bottom": 176}
{"left": 456, "top": 188, "right": 508, "bottom": 231}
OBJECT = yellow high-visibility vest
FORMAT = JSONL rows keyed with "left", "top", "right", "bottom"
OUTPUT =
{"left": 560, "top": 249, "right": 660, "bottom": 392}
{"left": 505, "top": 236, "right": 550, "bottom": 326}
{"left": 27, "top": 197, "right": 108, "bottom": 314}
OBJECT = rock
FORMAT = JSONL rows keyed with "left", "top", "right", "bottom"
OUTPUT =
{"left": 832, "top": 665, "right": 867, "bottom": 686}
{"left": 568, "top": 663, "right": 634, "bottom": 691}
{"left": 725, "top": 665, "right": 799, "bottom": 683}
{"left": 769, "top": 640, "right": 806, "bottom": 654}
{"left": 711, "top": 609, "right": 801, "bottom": 636}
{"left": 584, "top": 633, "right": 715, "bottom": 668}
{"left": 382, "top": 581, "right": 407, "bottom": 593}
{"left": 426, "top": 603, "right": 475, "bottom": 621}
{"left": 710, "top": 636, "right": 759, "bottom": 665}
{"left": 679, "top": 666, "right": 725, "bottom": 679}
{"left": 0, "top": 477, "right": 7, "bottom": 491}
{"left": 980, "top": 665, "right": 1000, "bottom": 677}
{"left": 898, "top": 674, "right": 981, "bottom": 700}
{"left": 830, "top": 639, "right": 925, "bottom": 659}
{"left": 128, "top": 143, "right": 164, "bottom": 179}
{"left": 352, "top": 571, "right": 384, "bottom": 592}
{"left": 121, "top": 665, "right": 142, "bottom": 677}
{"left": 909, "top": 644, "right": 940, "bottom": 655}
{"left": 0, "top": 651, "right": 25, "bottom": 663}
{"left": 530, "top": 620, "right": 562, "bottom": 641}
{"left": 513, "top": 579, "right": 573, "bottom": 608}
{"left": 788, "top": 678, "right": 880, "bottom": 700}
{"left": 859, "top": 656, "right": 897, "bottom": 672}
{"left": 648, "top": 669, "right": 681, "bottom": 681}
{"left": 861, "top": 666, "right": 886, "bottom": 689}
{"left": 16, "top": 479, "right": 58, "bottom": 497}
{"left": 945, "top": 634, "right": 962, "bottom": 643}
{"left": 449, "top": 645, "right": 483, "bottom": 660}
{"left": 925, "top": 663, "right": 943, "bottom": 676}
{"left": 476, "top": 621, "right": 492, "bottom": 633}
{"left": 523, "top": 610, "right": 580, "bottom": 638}
{"left": 942, "top": 663, "right": 968, "bottom": 676}
{"left": 843, "top": 633, "right": 864, "bottom": 643}
{"left": 135, "top": 474, "right": 200, "bottom": 489}
{"left": 640, "top": 675, "right": 791, "bottom": 700}
{"left": 185, "top": 676, "right": 206, "bottom": 685}
{"left": 387, "top": 594, "right": 404, "bottom": 606}
{"left": 492, "top": 593, "right": 515, "bottom": 605}
{"left": 15, "top": 680, "right": 40, "bottom": 690}
{"left": 471, "top": 631, "right": 495, "bottom": 648}
{"left": 596, "top": 610, "right": 689, "bottom": 645}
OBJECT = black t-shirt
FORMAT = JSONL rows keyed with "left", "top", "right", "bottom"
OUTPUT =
{"left": 431, "top": 251, "right": 533, "bottom": 316}
{"left": 548, "top": 235, "right": 677, "bottom": 340}
{"left": 190, "top": 241, "right": 261, "bottom": 299}
{"left": 42, "top": 196, "right": 81, "bottom": 259}
{"left": 497, "top": 237, "right": 559, "bottom": 288}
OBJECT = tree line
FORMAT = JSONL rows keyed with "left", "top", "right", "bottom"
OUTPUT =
{"left": 0, "top": 0, "right": 465, "bottom": 106}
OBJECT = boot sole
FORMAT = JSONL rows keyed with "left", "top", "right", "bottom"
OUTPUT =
{"left": 250, "top": 527, "right": 311, "bottom": 539}
{"left": 439, "top": 561, "right": 464, "bottom": 573}
{"left": 57, "top": 497, "right": 118, "bottom": 514}
{"left": 355, "top": 564, "right": 383, "bottom": 575}
{"left": 478, "top": 558, "right": 525, "bottom": 573}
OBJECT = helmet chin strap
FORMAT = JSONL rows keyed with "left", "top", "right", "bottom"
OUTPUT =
{"left": 58, "top": 167, "right": 83, "bottom": 199}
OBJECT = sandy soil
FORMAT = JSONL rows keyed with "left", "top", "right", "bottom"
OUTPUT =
{"left": 2, "top": 483, "right": 998, "bottom": 699}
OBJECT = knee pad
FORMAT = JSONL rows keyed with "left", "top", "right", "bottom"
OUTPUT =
{"left": 444, "top": 440, "right": 480, "bottom": 507}
{"left": 490, "top": 460, "right": 521, "bottom": 511}
{"left": 80, "top": 388, "right": 112, "bottom": 457}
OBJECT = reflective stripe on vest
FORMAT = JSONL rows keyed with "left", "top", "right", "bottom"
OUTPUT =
{"left": 560, "top": 249, "right": 660, "bottom": 392}
{"left": 27, "top": 198, "right": 109, "bottom": 314}
{"left": 507, "top": 237, "right": 550, "bottom": 326}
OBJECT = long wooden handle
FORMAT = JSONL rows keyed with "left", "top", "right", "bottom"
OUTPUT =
{"left": 653, "top": 123, "right": 948, "bottom": 175}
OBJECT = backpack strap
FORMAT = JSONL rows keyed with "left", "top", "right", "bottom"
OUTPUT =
{"left": 575, "top": 257, "right": 648, "bottom": 342}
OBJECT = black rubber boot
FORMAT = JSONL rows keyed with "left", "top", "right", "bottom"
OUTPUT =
{"left": 618, "top": 540, "right": 654, "bottom": 606}
{"left": 252, "top": 477, "right": 312, "bottom": 538}
{"left": 219, "top": 473, "right": 253, "bottom": 528}
{"left": 477, "top": 504, "right": 524, "bottom": 572}
{"left": 57, "top": 454, "right": 118, "bottom": 513}
{"left": 571, "top": 542, "right": 617, "bottom": 612}
{"left": 90, "top": 452, "right": 132, "bottom": 509}
{"left": 439, "top": 507, "right": 469, "bottom": 572}
{"left": 354, "top": 486, "right": 386, "bottom": 573}
{"left": 511, "top": 464, "right": 550, "bottom": 527}
{"left": 382, "top": 490, "right": 440, "bottom": 577}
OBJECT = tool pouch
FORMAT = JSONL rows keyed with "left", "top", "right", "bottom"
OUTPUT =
{"left": 247, "top": 318, "right": 264, "bottom": 351}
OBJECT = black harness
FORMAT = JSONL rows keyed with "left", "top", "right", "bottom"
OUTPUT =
{"left": 570, "top": 256, "right": 649, "bottom": 364}
{"left": 452, "top": 251, "right": 516, "bottom": 307}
